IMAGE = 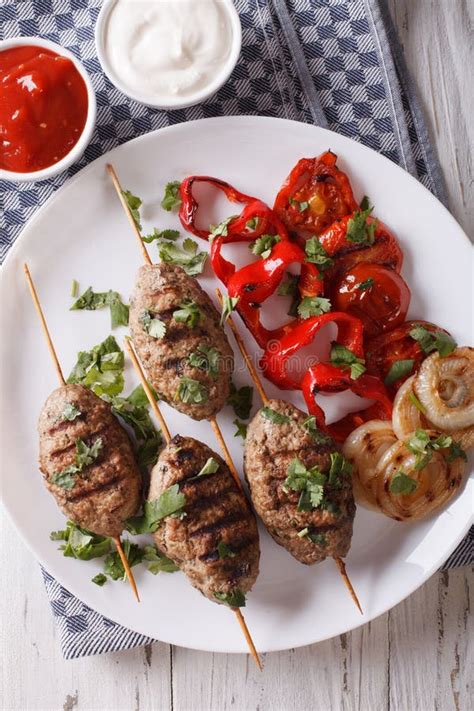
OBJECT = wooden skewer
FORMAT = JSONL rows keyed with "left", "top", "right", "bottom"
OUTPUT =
{"left": 124, "top": 337, "right": 262, "bottom": 670}
{"left": 216, "top": 289, "right": 363, "bottom": 615}
{"left": 24, "top": 263, "right": 140, "bottom": 603}
{"left": 106, "top": 163, "right": 152, "bottom": 266}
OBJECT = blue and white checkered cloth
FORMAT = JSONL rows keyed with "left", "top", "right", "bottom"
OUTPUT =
{"left": 1, "top": 0, "right": 472, "bottom": 658}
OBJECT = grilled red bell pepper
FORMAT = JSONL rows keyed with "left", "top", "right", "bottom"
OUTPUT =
{"left": 179, "top": 176, "right": 256, "bottom": 240}
{"left": 302, "top": 370, "right": 392, "bottom": 442}
{"left": 260, "top": 312, "right": 364, "bottom": 389}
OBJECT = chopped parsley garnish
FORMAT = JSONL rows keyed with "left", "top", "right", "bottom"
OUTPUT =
{"left": 389, "top": 470, "right": 418, "bottom": 495}
{"left": 68, "top": 335, "right": 125, "bottom": 398}
{"left": 220, "top": 295, "right": 239, "bottom": 326}
{"left": 104, "top": 540, "right": 145, "bottom": 581}
{"left": 142, "top": 228, "right": 180, "bottom": 243}
{"left": 92, "top": 573, "right": 107, "bottom": 586}
{"left": 217, "top": 541, "right": 236, "bottom": 559}
{"left": 70, "top": 287, "right": 129, "bottom": 329}
{"left": 122, "top": 189, "right": 142, "bottom": 229}
{"left": 297, "top": 295, "right": 331, "bottom": 319}
{"left": 189, "top": 457, "right": 219, "bottom": 480}
{"left": 356, "top": 277, "right": 374, "bottom": 291}
{"left": 209, "top": 215, "right": 237, "bottom": 240}
{"left": 384, "top": 359, "right": 414, "bottom": 386}
{"left": 71, "top": 279, "right": 79, "bottom": 298}
{"left": 261, "top": 406, "right": 290, "bottom": 424}
{"left": 408, "top": 391, "right": 426, "bottom": 414}
{"left": 251, "top": 234, "right": 281, "bottom": 259}
{"left": 304, "top": 236, "right": 334, "bottom": 271}
{"left": 143, "top": 545, "right": 179, "bottom": 574}
{"left": 158, "top": 238, "right": 207, "bottom": 276}
{"left": 140, "top": 309, "right": 166, "bottom": 339}
{"left": 328, "top": 451, "right": 352, "bottom": 488}
{"left": 50, "top": 437, "right": 103, "bottom": 490}
{"left": 188, "top": 345, "right": 220, "bottom": 376}
{"left": 297, "top": 528, "right": 327, "bottom": 547}
{"left": 290, "top": 197, "right": 309, "bottom": 212}
{"left": 173, "top": 300, "right": 203, "bottom": 328}
{"left": 59, "top": 403, "right": 81, "bottom": 422}
{"left": 161, "top": 181, "right": 182, "bottom": 211}
{"left": 50, "top": 521, "right": 111, "bottom": 560}
{"left": 126, "top": 484, "right": 186, "bottom": 534}
{"left": 406, "top": 429, "right": 454, "bottom": 470}
{"left": 330, "top": 342, "right": 366, "bottom": 379}
{"left": 346, "top": 207, "right": 377, "bottom": 245}
{"left": 175, "top": 377, "right": 208, "bottom": 405}
{"left": 227, "top": 382, "right": 253, "bottom": 419}
{"left": 302, "top": 416, "right": 332, "bottom": 446}
{"left": 409, "top": 325, "right": 456, "bottom": 358}
{"left": 214, "top": 589, "right": 246, "bottom": 608}
{"left": 111, "top": 385, "right": 161, "bottom": 469}
{"left": 233, "top": 419, "right": 248, "bottom": 440}
{"left": 283, "top": 459, "right": 326, "bottom": 511}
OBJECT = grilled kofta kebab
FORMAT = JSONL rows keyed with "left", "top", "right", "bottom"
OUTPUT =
{"left": 245, "top": 399, "right": 354, "bottom": 565}
{"left": 129, "top": 262, "right": 233, "bottom": 420}
{"left": 125, "top": 341, "right": 261, "bottom": 668}
{"left": 25, "top": 264, "right": 142, "bottom": 598}
{"left": 149, "top": 435, "right": 260, "bottom": 605}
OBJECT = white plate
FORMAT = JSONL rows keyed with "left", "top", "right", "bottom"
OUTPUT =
{"left": 1, "top": 117, "right": 472, "bottom": 654}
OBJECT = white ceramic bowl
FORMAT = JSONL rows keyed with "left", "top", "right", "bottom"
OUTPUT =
{"left": 0, "top": 37, "right": 97, "bottom": 183}
{"left": 95, "top": 0, "right": 242, "bottom": 110}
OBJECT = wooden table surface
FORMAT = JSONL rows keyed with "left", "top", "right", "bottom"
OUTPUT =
{"left": 1, "top": 2, "right": 472, "bottom": 710}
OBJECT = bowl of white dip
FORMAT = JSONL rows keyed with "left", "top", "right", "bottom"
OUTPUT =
{"left": 95, "top": 0, "right": 242, "bottom": 109}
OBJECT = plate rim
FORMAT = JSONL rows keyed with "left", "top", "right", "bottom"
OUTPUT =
{"left": 1, "top": 115, "right": 472, "bottom": 654}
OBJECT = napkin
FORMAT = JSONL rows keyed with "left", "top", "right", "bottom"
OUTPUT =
{"left": 1, "top": 0, "right": 471, "bottom": 659}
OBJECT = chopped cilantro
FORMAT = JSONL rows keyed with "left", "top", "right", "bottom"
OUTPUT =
{"left": 297, "top": 528, "right": 327, "bottom": 546}
{"left": 389, "top": 470, "right": 418, "bottom": 495}
{"left": 188, "top": 345, "right": 220, "bottom": 376}
{"left": 302, "top": 416, "right": 332, "bottom": 445}
{"left": 409, "top": 325, "right": 457, "bottom": 358}
{"left": 188, "top": 457, "right": 219, "bottom": 481}
{"left": 50, "top": 521, "right": 111, "bottom": 560}
{"left": 246, "top": 217, "right": 260, "bottom": 230}
{"left": 67, "top": 335, "right": 125, "bottom": 398}
{"left": 70, "top": 287, "right": 129, "bottom": 329}
{"left": 233, "top": 419, "right": 248, "bottom": 440}
{"left": 140, "top": 309, "right": 166, "bottom": 339}
{"left": 384, "top": 359, "right": 414, "bottom": 386}
{"left": 50, "top": 437, "right": 103, "bottom": 489}
{"left": 173, "top": 300, "right": 203, "bottom": 328}
{"left": 92, "top": 573, "right": 107, "bottom": 586}
{"left": 143, "top": 545, "right": 179, "bottom": 574}
{"left": 209, "top": 215, "right": 238, "bottom": 240}
{"left": 290, "top": 197, "right": 309, "bottom": 212}
{"left": 175, "top": 377, "right": 208, "bottom": 405}
{"left": 142, "top": 228, "right": 180, "bottom": 243}
{"left": 122, "top": 189, "right": 142, "bottom": 229}
{"left": 126, "top": 484, "right": 186, "bottom": 534}
{"left": 356, "top": 277, "right": 374, "bottom": 291}
{"left": 161, "top": 181, "right": 182, "bottom": 211}
{"left": 158, "top": 239, "right": 207, "bottom": 276}
{"left": 220, "top": 295, "right": 239, "bottom": 325}
{"left": 251, "top": 234, "right": 281, "bottom": 259}
{"left": 346, "top": 208, "right": 377, "bottom": 245}
{"left": 277, "top": 272, "right": 300, "bottom": 316}
{"left": 328, "top": 451, "right": 352, "bottom": 488}
{"left": 261, "top": 406, "right": 290, "bottom": 424}
{"left": 406, "top": 429, "right": 454, "bottom": 470}
{"left": 214, "top": 589, "right": 246, "bottom": 608}
{"left": 59, "top": 403, "right": 81, "bottom": 422}
{"left": 304, "top": 236, "right": 334, "bottom": 271}
{"left": 217, "top": 541, "right": 236, "bottom": 559}
{"left": 227, "top": 383, "right": 253, "bottom": 419}
{"left": 283, "top": 459, "right": 326, "bottom": 511}
{"left": 330, "top": 342, "right": 366, "bottom": 379}
{"left": 359, "top": 195, "right": 370, "bottom": 211}
{"left": 104, "top": 540, "right": 145, "bottom": 581}
{"left": 71, "top": 279, "right": 79, "bottom": 298}
{"left": 297, "top": 295, "right": 331, "bottom": 319}
{"left": 446, "top": 441, "right": 467, "bottom": 463}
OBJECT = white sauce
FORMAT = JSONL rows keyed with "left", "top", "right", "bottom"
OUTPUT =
{"left": 104, "top": 0, "right": 233, "bottom": 103}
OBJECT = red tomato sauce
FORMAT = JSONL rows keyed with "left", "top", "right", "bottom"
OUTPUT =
{"left": 0, "top": 45, "right": 88, "bottom": 173}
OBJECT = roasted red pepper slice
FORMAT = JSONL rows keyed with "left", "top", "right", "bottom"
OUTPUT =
{"left": 318, "top": 214, "right": 403, "bottom": 279}
{"left": 302, "top": 369, "right": 392, "bottom": 442}
{"left": 274, "top": 151, "right": 358, "bottom": 237}
{"left": 179, "top": 176, "right": 256, "bottom": 240}
{"left": 260, "top": 312, "right": 364, "bottom": 389}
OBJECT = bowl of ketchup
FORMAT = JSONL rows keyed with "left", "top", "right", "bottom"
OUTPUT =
{"left": 0, "top": 37, "right": 96, "bottom": 182}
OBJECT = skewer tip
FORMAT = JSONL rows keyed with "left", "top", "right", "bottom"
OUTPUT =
{"left": 234, "top": 608, "right": 263, "bottom": 671}
{"left": 114, "top": 536, "right": 140, "bottom": 603}
{"left": 334, "top": 557, "right": 363, "bottom": 614}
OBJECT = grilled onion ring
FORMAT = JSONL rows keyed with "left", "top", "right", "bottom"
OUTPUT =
{"left": 343, "top": 420, "right": 398, "bottom": 509}
{"left": 371, "top": 433, "right": 465, "bottom": 521}
{"left": 414, "top": 347, "right": 474, "bottom": 431}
